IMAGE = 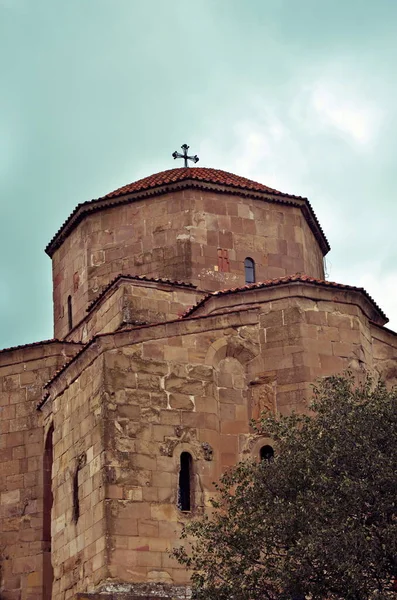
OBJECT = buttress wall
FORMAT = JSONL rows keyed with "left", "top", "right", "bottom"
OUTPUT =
{"left": 64, "top": 279, "right": 203, "bottom": 345}
{"left": 0, "top": 341, "right": 81, "bottom": 600}
{"left": 43, "top": 355, "right": 108, "bottom": 600}
{"left": 44, "top": 283, "right": 393, "bottom": 599}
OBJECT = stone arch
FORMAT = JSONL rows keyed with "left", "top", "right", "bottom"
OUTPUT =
{"left": 172, "top": 441, "right": 200, "bottom": 461}
{"left": 243, "top": 435, "right": 277, "bottom": 462}
{"left": 205, "top": 335, "right": 258, "bottom": 370}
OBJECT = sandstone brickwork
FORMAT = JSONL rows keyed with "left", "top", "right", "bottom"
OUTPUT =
{"left": 50, "top": 176, "right": 327, "bottom": 340}
{"left": 65, "top": 276, "right": 203, "bottom": 345}
{"left": 42, "top": 282, "right": 396, "bottom": 599}
{"left": 0, "top": 341, "right": 82, "bottom": 600}
{"left": 1, "top": 167, "right": 396, "bottom": 600}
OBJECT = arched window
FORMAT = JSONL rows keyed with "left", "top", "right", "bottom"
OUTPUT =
{"left": 178, "top": 452, "right": 193, "bottom": 511}
{"left": 260, "top": 444, "right": 274, "bottom": 462}
{"left": 244, "top": 257, "right": 255, "bottom": 284}
{"left": 67, "top": 295, "right": 73, "bottom": 330}
{"left": 43, "top": 426, "right": 54, "bottom": 600}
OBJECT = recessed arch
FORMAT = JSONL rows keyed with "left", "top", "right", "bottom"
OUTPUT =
{"left": 205, "top": 335, "right": 258, "bottom": 370}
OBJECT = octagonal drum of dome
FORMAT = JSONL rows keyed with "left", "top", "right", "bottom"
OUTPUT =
{"left": 46, "top": 167, "right": 330, "bottom": 339}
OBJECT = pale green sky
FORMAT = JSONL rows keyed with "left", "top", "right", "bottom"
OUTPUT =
{"left": 1, "top": 0, "right": 396, "bottom": 348}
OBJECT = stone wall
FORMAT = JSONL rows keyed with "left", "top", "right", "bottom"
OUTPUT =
{"left": 52, "top": 190, "right": 325, "bottom": 339}
{"left": 370, "top": 322, "right": 397, "bottom": 386}
{"left": 43, "top": 356, "right": 108, "bottom": 600}
{"left": 47, "top": 312, "right": 261, "bottom": 595}
{"left": 65, "top": 279, "right": 203, "bottom": 345}
{"left": 44, "top": 279, "right": 397, "bottom": 598}
{"left": 0, "top": 341, "right": 81, "bottom": 600}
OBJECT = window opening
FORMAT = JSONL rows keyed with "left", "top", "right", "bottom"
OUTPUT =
{"left": 43, "top": 426, "right": 54, "bottom": 600}
{"left": 72, "top": 453, "right": 86, "bottom": 524}
{"left": 244, "top": 257, "right": 255, "bottom": 283}
{"left": 67, "top": 295, "right": 73, "bottom": 330}
{"left": 260, "top": 444, "right": 274, "bottom": 462}
{"left": 72, "top": 465, "right": 80, "bottom": 523}
{"left": 178, "top": 452, "right": 193, "bottom": 511}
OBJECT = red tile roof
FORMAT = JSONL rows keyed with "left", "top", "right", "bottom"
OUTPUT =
{"left": 45, "top": 167, "right": 330, "bottom": 256}
{"left": 0, "top": 338, "right": 82, "bottom": 356}
{"left": 103, "top": 167, "right": 293, "bottom": 199}
{"left": 180, "top": 274, "right": 388, "bottom": 323}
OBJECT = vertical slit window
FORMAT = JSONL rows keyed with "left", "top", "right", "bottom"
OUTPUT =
{"left": 178, "top": 452, "right": 193, "bottom": 511}
{"left": 43, "top": 426, "right": 54, "bottom": 600}
{"left": 244, "top": 257, "right": 255, "bottom": 283}
{"left": 67, "top": 295, "right": 73, "bottom": 330}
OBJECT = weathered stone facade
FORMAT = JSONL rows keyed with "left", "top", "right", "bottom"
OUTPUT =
{"left": 1, "top": 167, "right": 396, "bottom": 600}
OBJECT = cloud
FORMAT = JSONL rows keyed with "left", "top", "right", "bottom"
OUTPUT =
{"left": 311, "top": 82, "right": 381, "bottom": 144}
{"left": 290, "top": 77, "right": 383, "bottom": 147}
{"left": 199, "top": 105, "right": 309, "bottom": 196}
{"left": 200, "top": 68, "right": 384, "bottom": 196}
{"left": 197, "top": 82, "right": 396, "bottom": 330}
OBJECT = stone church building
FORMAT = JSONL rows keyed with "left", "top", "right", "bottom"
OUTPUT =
{"left": 1, "top": 164, "right": 396, "bottom": 600}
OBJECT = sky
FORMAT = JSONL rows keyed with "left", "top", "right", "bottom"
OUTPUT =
{"left": 0, "top": 0, "right": 396, "bottom": 348}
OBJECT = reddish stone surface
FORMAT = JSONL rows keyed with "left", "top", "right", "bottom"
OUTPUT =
{"left": 1, "top": 167, "right": 396, "bottom": 600}
{"left": 0, "top": 342, "right": 82, "bottom": 600}
{"left": 50, "top": 184, "right": 327, "bottom": 340}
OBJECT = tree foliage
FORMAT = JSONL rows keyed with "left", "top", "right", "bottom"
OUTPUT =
{"left": 174, "top": 375, "right": 397, "bottom": 600}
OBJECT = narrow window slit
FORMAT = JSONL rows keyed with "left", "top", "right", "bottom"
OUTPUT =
{"left": 72, "top": 465, "right": 80, "bottom": 523}
{"left": 43, "top": 426, "right": 54, "bottom": 600}
{"left": 72, "top": 453, "right": 86, "bottom": 524}
{"left": 178, "top": 452, "right": 193, "bottom": 511}
{"left": 67, "top": 295, "right": 73, "bottom": 330}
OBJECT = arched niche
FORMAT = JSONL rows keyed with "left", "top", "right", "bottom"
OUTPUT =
{"left": 205, "top": 335, "right": 258, "bottom": 370}
{"left": 215, "top": 357, "right": 246, "bottom": 395}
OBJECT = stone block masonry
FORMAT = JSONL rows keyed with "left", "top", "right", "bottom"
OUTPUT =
{"left": 42, "top": 285, "right": 397, "bottom": 599}
{"left": 2, "top": 166, "right": 397, "bottom": 600}
{"left": 0, "top": 341, "right": 81, "bottom": 600}
{"left": 51, "top": 187, "right": 326, "bottom": 339}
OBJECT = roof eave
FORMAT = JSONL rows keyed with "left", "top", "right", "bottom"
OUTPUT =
{"left": 181, "top": 277, "right": 387, "bottom": 325}
{"left": 45, "top": 179, "right": 330, "bottom": 257}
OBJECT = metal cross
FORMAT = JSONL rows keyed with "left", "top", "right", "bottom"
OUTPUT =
{"left": 172, "top": 144, "right": 199, "bottom": 167}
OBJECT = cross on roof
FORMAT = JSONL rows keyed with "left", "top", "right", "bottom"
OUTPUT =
{"left": 172, "top": 144, "right": 199, "bottom": 167}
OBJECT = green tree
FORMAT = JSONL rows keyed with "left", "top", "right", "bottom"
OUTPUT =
{"left": 174, "top": 375, "right": 397, "bottom": 600}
